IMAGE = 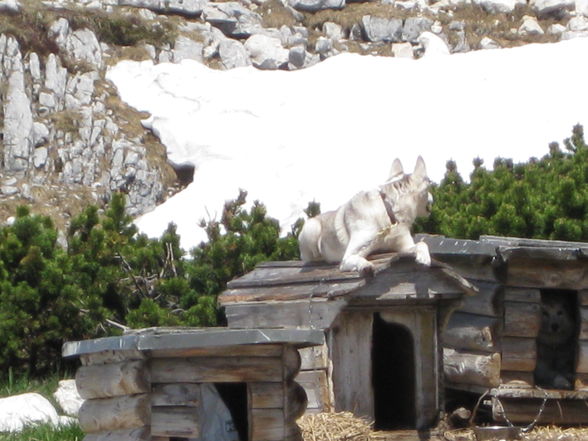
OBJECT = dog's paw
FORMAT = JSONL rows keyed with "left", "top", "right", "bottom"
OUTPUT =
{"left": 415, "top": 242, "right": 431, "bottom": 266}
{"left": 359, "top": 262, "right": 375, "bottom": 279}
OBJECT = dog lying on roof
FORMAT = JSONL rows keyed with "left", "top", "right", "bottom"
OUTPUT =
{"left": 299, "top": 156, "right": 433, "bottom": 276}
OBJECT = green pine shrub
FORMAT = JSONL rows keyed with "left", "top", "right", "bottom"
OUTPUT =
{"left": 415, "top": 124, "right": 588, "bottom": 241}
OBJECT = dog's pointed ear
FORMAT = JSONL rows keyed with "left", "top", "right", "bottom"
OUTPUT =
{"left": 413, "top": 156, "right": 427, "bottom": 181}
{"left": 388, "top": 159, "right": 404, "bottom": 180}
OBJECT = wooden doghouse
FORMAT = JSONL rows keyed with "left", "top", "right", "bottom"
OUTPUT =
{"left": 418, "top": 234, "right": 588, "bottom": 425}
{"left": 219, "top": 254, "right": 474, "bottom": 432}
{"left": 62, "top": 327, "right": 323, "bottom": 441}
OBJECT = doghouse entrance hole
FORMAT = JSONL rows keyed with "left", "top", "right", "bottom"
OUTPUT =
{"left": 534, "top": 289, "right": 579, "bottom": 390}
{"left": 215, "top": 383, "right": 248, "bottom": 441}
{"left": 372, "top": 313, "right": 416, "bottom": 430}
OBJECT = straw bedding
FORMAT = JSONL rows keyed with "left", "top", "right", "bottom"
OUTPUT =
{"left": 298, "top": 412, "right": 588, "bottom": 441}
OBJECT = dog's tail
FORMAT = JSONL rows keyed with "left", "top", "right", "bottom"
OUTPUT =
{"left": 298, "top": 218, "right": 323, "bottom": 262}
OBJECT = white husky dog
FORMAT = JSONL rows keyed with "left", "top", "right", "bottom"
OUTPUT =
{"left": 299, "top": 156, "right": 432, "bottom": 275}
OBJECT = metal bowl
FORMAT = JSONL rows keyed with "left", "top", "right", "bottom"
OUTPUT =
{"left": 473, "top": 426, "right": 522, "bottom": 441}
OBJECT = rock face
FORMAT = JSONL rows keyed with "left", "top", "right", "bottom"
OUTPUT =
{"left": 0, "top": 393, "right": 61, "bottom": 432}
{"left": 0, "top": 19, "right": 175, "bottom": 226}
{"left": 0, "top": 0, "right": 585, "bottom": 229}
{"left": 53, "top": 380, "right": 85, "bottom": 417}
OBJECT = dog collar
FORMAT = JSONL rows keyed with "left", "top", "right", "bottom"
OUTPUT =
{"left": 379, "top": 190, "right": 398, "bottom": 226}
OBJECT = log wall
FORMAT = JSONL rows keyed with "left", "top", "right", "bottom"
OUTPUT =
{"left": 76, "top": 343, "right": 308, "bottom": 441}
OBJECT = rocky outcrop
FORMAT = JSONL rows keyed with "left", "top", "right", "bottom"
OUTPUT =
{"left": 0, "top": 18, "right": 175, "bottom": 226}
{"left": 1, "top": 0, "right": 587, "bottom": 229}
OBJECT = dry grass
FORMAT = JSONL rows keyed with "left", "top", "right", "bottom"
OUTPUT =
{"left": 298, "top": 413, "right": 588, "bottom": 441}
{"left": 298, "top": 412, "right": 374, "bottom": 441}
{"left": 258, "top": 0, "right": 301, "bottom": 29}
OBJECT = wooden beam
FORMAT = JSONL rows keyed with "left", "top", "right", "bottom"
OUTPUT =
{"left": 576, "top": 340, "right": 588, "bottom": 373}
{"left": 82, "top": 427, "right": 150, "bottom": 441}
{"left": 500, "top": 371, "right": 534, "bottom": 388}
{"left": 151, "top": 383, "right": 200, "bottom": 407}
{"left": 150, "top": 357, "right": 285, "bottom": 383}
{"left": 80, "top": 350, "right": 146, "bottom": 366}
{"left": 150, "top": 344, "right": 283, "bottom": 359}
{"left": 503, "top": 288, "right": 541, "bottom": 303}
{"left": 457, "top": 281, "right": 500, "bottom": 316}
{"left": 299, "top": 344, "right": 328, "bottom": 371}
{"left": 443, "top": 349, "right": 501, "bottom": 388}
{"left": 76, "top": 361, "right": 149, "bottom": 400}
{"left": 78, "top": 394, "right": 150, "bottom": 433}
{"left": 579, "top": 308, "right": 588, "bottom": 340}
{"left": 250, "top": 408, "right": 284, "bottom": 441}
{"left": 151, "top": 406, "right": 199, "bottom": 438}
{"left": 249, "top": 383, "right": 284, "bottom": 409}
{"left": 492, "top": 397, "right": 588, "bottom": 425}
{"left": 295, "top": 370, "right": 331, "bottom": 413}
{"left": 283, "top": 345, "right": 301, "bottom": 382}
{"left": 503, "top": 301, "right": 541, "bottom": 338}
{"left": 443, "top": 312, "right": 498, "bottom": 352}
{"left": 505, "top": 259, "right": 588, "bottom": 289}
{"left": 501, "top": 337, "right": 536, "bottom": 372}
{"left": 224, "top": 300, "right": 345, "bottom": 329}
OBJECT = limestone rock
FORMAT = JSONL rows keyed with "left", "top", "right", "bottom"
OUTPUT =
{"left": 479, "top": 36, "right": 501, "bottom": 49}
{"left": 245, "top": 34, "right": 289, "bottom": 69}
{"left": 361, "top": 15, "right": 403, "bottom": 42}
{"left": 519, "top": 15, "right": 545, "bottom": 35}
{"left": 531, "top": 0, "right": 574, "bottom": 17}
{"left": 402, "top": 17, "right": 433, "bottom": 43}
{"left": 118, "top": 0, "right": 207, "bottom": 15}
{"left": 548, "top": 23, "right": 567, "bottom": 35}
{"left": 288, "top": 45, "right": 306, "bottom": 69}
{"left": 0, "top": 393, "right": 60, "bottom": 432}
{"left": 392, "top": 42, "right": 414, "bottom": 58}
{"left": 173, "top": 36, "right": 204, "bottom": 63}
{"left": 323, "top": 21, "right": 344, "bottom": 40}
{"left": 202, "top": 2, "right": 263, "bottom": 38}
{"left": 219, "top": 39, "right": 251, "bottom": 69}
{"left": 577, "top": 0, "right": 588, "bottom": 15}
{"left": 288, "top": 0, "right": 345, "bottom": 12}
{"left": 3, "top": 42, "right": 33, "bottom": 173}
{"left": 53, "top": 380, "right": 84, "bottom": 417}
{"left": 418, "top": 31, "right": 450, "bottom": 56}
{"left": 474, "top": 0, "right": 524, "bottom": 13}
{"left": 0, "top": 0, "right": 20, "bottom": 12}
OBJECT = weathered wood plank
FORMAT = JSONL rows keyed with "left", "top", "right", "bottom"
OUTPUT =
{"left": 224, "top": 300, "right": 345, "bottom": 329}
{"left": 76, "top": 361, "right": 149, "bottom": 400}
{"left": 221, "top": 280, "right": 365, "bottom": 303}
{"left": 150, "top": 357, "right": 285, "bottom": 383}
{"left": 295, "top": 370, "right": 331, "bottom": 413}
{"left": 579, "top": 308, "right": 588, "bottom": 340}
{"left": 150, "top": 344, "right": 283, "bottom": 359}
{"left": 443, "top": 312, "right": 498, "bottom": 352}
{"left": 151, "top": 383, "right": 200, "bottom": 407}
{"left": 443, "top": 348, "right": 500, "bottom": 388}
{"left": 503, "top": 288, "right": 541, "bottom": 303}
{"left": 500, "top": 371, "right": 534, "bottom": 388}
{"left": 249, "top": 382, "right": 284, "bottom": 409}
{"left": 250, "top": 408, "right": 284, "bottom": 441}
{"left": 456, "top": 282, "right": 500, "bottom": 316}
{"left": 579, "top": 290, "right": 588, "bottom": 306}
{"left": 80, "top": 350, "right": 146, "bottom": 366}
{"left": 492, "top": 397, "right": 588, "bottom": 425}
{"left": 82, "top": 427, "right": 150, "bottom": 441}
{"left": 299, "top": 344, "right": 328, "bottom": 371}
{"left": 505, "top": 259, "right": 588, "bottom": 289}
{"left": 285, "top": 381, "right": 308, "bottom": 422}
{"left": 576, "top": 340, "right": 588, "bottom": 373}
{"left": 501, "top": 337, "right": 536, "bottom": 372}
{"left": 331, "top": 311, "right": 374, "bottom": 418}
{"left": 352, "top": 269, "right": 466, "bottom": 300}
{"left": 78, "top": 394, "right": 150, "bottom": 433}
{"left": 574, "top": 373, "right": 588, "bottom": 391}
{"left": 283, "top": 345, "right": 302, "bottom": 382}
{"left": 151, "top": 406, "right": 199, "bottom": 438}
{"left": 503, "top": 301, "right": 541, "bottom": 338}
{"left": 430, "top": 256, "right": 498, "bottom": 283}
